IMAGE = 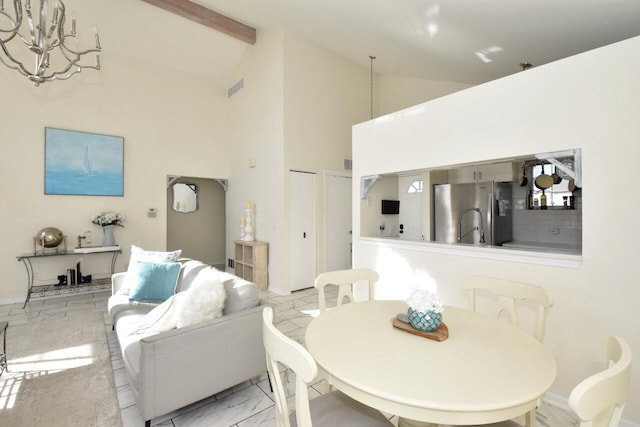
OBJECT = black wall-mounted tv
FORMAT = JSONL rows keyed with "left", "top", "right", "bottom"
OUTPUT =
{"left": 381, "top": 199, "right": 400, "bottom": 215}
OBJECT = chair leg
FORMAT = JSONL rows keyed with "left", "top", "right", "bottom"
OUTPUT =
{"left": 267, "top": 370, "right": 273, "bottom": 393}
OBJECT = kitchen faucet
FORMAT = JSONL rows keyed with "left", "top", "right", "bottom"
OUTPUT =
{"left": 457, "top": 208, "right": 486, "bottom": 244}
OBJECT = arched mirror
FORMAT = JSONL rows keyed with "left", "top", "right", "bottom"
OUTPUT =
{"left": 172, "top": 183, "right": 198, "bottom": 213}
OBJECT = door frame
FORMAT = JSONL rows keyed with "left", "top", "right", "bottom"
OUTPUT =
{"left": 289, "top": 170, "right": 317, "bottom": 291}
{"left": 323, "top": 169, "right": 352, "bottom": 272}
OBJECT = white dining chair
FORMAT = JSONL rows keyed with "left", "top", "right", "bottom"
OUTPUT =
{"left": 399, "top": 277, "right": 554, "bottom": 427}
{"left": 314, "top": 268, "right": 379, "bottom": 313}
{"left": 463, "top": 275, "right": 553, "bottom": 343}
{"left": 262, "top": 307, "right": 392, "bottom": 427}
{"left": 569, "top": 335, "right": 632, "bottom": 427}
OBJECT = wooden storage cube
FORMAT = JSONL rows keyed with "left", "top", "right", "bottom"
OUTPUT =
{"left": 234, "top": 241, "right": 268, "bottom": 290}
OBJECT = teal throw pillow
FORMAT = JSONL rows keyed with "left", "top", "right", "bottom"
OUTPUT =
{"left": 128, "top": 261, "right": 181, "bottom": 302}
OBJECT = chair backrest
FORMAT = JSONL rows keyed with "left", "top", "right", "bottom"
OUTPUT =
{"left": 569, "top": 336, "right": 632, "bottom": 427}
{"left": 462, "top": 276, "right": 553, "bottom": 343}
{"left": 314, "top": 268, "right": 379, "bottom": 312}
{"left": 263, "top": 306, "right": 317, "bottom": 427}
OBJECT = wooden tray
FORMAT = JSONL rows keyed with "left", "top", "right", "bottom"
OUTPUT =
{"left": 392, "top": 317, "right": 449, "bottom": 342}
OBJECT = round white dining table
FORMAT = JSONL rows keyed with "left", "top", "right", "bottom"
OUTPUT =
{"left": 304, "top": 300, "right": 556, "bottom": 426}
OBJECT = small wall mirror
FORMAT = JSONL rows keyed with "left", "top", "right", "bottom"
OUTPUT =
{"left": 172, "top": 183, "right": 198, "bottom": 213}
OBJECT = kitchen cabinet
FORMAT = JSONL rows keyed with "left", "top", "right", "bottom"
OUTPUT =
{"left": 448, "top": 162, "right": 516, "bottom": 184}
{"left": 234, "top": 240, "right": 268, "bottom": 289}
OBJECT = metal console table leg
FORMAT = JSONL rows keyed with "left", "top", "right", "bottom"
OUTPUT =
{"left": 0, "top": 322, "right": 8, "bottom": 376}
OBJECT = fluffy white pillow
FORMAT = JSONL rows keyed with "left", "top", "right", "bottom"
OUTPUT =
{"left": 118, "top": 245, "right": 182, "bottom": 296}
{"left": 176, "top": 269, "right": 226, "bottom": 328}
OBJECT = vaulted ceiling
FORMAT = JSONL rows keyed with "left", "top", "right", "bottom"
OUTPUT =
{"left": 107, "top": 0, "right": 640, "bottom": 85}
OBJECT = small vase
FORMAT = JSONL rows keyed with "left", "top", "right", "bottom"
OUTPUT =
{"left": 102, "top": 225, "right": 116, "bottom": 247}
{"left": 408, "top": 308, "right": 442, "bottom": 332}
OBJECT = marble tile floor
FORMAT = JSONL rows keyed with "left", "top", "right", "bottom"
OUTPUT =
{"left": 0, "top": 288, "right": 579, "bottom": 427}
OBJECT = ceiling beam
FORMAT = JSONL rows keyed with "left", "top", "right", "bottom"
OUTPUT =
{"left": 140, "top": 0, "right": 256, "bottom": 45}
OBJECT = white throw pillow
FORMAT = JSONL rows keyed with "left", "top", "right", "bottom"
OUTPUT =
{"left": 118, "top": 245, "right": 182, "bottom": 296}
{"left": 131, "top": 293, "right": 185, "bottom": 334}
{"left": 176, "top": 269, "right": 226, "bottom": 328}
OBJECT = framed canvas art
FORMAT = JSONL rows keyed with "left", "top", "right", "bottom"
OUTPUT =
{"left": 45, "top": 127, "right": 124, "bottom": 196}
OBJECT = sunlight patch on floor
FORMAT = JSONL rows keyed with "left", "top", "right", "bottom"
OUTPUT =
{"left": 9, "top": 343, "right": 96, "bottom": 372}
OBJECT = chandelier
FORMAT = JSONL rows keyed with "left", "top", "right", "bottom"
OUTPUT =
{"left": 0, "top": 0, "right": 101, "bottom": 86}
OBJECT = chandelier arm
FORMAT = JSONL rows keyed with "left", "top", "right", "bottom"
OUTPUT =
{"left": 35, "top": 66, "right": 79, "bottom": 82}
{"left": 25, "top": 0, "right": 36, "bottom": 47}
{"left": 0, "top": 50, "right": 29, "bottom": 74}
{"left": 0, "top": 39, "right": 34, "bottom": 76}
{"left": 46, "top": 0, "right": 62, "bottom": 40}
{"left": 0, "top": 0, "right": 22, "bottom": 31}
{"left": 59, "top": 41, "right": 100, "bottom": 57}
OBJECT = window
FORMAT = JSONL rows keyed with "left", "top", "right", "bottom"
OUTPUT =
{"left": 407, "top": 180, "right": 423, "bottom": 194}
{"left": 530, "top": 164, "right": 573, "bottom": 209}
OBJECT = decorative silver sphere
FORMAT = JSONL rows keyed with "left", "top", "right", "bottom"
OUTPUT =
{"left": 35, "top": 227, "right": 65, "bottom": 248}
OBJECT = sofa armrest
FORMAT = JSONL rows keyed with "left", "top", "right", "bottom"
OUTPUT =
{"left": 112, "top": 272, "right": 128, "bottom": 295}
{"left": 134, "top": 301, "right": 273, "bottom": 421}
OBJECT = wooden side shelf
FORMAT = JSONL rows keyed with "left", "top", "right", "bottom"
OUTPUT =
{"left": 234, "top": 240, "right": 268, "bottom": 290}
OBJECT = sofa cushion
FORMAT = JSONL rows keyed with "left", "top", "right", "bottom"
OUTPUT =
{"left": 128, "top": 261, "right": 181, "bottom": 302}
{"left": 130, "top": 244, "right": 182, "bottom": 264}
{"left": 176, "top": 268, "right": 226, "bottom": 328}
{"left": 116, "top": 310, "right": 156, "bottom": 390}
{"left": 218, "top": 272, "right": 260, "bottom": 315}
{"left": 175, "top": 259, "right": 209, "bottom": 293}
{"left": 118, "top": 245, "right": 183, "bottom": 296}
{"left": 108, "top": 295, "right": 159, "bottom": 325}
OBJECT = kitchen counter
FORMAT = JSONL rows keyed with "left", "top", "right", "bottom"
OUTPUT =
{"left": 359, "top": 236, "right": 582, "bottom": 268}
{"left": 501, "top": 241, "right": 581, "bottom": 255}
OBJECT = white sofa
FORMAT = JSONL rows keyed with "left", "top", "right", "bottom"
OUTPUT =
{"left": 108, "top": 259, "right": 268, "bottom": 426}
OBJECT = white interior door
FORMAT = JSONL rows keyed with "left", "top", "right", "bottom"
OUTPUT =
{"left": 324, "top": 171, "right": 352, "bottom": 271}
{"left": 290, "top": 171, "right": 317, "bottom": 291}
{"left": 398, "top": 174, "right": 424, "bottom": 241}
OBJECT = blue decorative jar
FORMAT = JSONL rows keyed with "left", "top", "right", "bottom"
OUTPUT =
{"left": 408, "top": 308, "right": 442, "bottom": 332}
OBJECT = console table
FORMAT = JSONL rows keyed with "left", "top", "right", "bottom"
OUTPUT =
{"left": 16, "top": 248, "right": 121, "bottom": 308}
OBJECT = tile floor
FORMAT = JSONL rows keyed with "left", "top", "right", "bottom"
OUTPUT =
{"left": 0, "top": 288, "right": 579, "bottom": 427}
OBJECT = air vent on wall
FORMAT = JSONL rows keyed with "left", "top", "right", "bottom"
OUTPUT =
{"left": 227, "top": 78, "right": 244, "bottom": 98}
{"left": 344, "top": 159, "right": 352, "bottom": 170}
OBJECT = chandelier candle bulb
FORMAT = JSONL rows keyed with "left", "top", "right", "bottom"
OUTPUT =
{"left": 93, "top": 25, "right": 100, "bottom": 48}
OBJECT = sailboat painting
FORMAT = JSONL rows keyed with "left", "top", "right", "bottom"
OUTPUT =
{"left": 45, "top": 127, "right": 124, "bottom": 196}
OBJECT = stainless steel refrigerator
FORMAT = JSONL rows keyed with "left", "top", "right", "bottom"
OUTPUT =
{"left": 434, "top": 182, "right": 512, "bottom": 246}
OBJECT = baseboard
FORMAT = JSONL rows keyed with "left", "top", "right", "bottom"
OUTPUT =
{"left": 544, "top": 392, "right": 638, "bottom": 427}
{"left": 0, "top": 296, "right": 25, "bottom": 306}
{"left": 266, "top": 286, "right": 288, "bottom": 296}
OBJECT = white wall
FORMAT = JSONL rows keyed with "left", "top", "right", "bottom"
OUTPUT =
{"left": 0, "top": 52, "right": 228, "bottom": 302}
{"left": 225, "top": 27, "right": 287, "bottom": 291}
{"left": 225, "top": 28, "right": 371, "bottom": 293}
{"left": 378, "top": 75, "right": 471, "bottom": 117}
{"left": 282, "top": 32, "right": 370, "bottom": 287}
{"left": 353, "top": 37, "right": 640, "bottom": 422}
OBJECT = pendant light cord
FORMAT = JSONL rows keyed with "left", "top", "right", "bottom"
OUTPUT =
{"left": 369, "top": 55, "right": 376, "bottom": 119}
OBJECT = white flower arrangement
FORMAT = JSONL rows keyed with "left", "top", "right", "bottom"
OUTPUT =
{"left": 91, "top": 211, "right": 125, "bottom": 227}
{"left": 406, "top": 289, "right": 444, "bottom": 314}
